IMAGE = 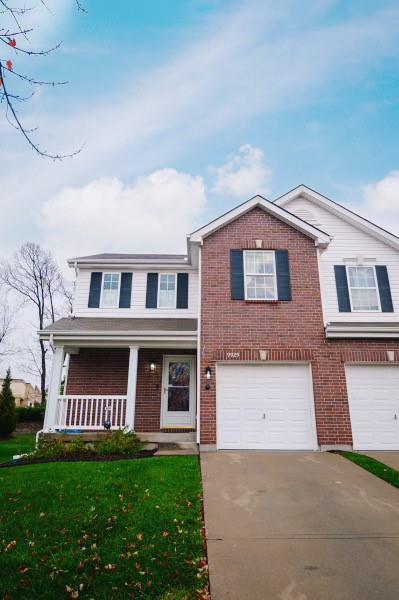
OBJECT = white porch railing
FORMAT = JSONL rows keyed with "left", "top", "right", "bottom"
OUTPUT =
{"left": 54, "top": 395, "right": 127, "bottom": 430}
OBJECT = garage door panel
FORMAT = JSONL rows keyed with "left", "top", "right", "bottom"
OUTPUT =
{"left": 217, "top": 364, "right": 316, "bottom": 450}
{"left": 346, "top": 365, "right": 399, "bottom": 450}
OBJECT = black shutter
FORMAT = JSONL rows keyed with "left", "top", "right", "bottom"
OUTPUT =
{"left": 88, "top": 272, "right": 102, "bottom": 308}
{"left": 146, "top": 273, "right": 158, "bottom": 308}
{"left": 334, "top": 265, "right": 351, "bottom": 312}
{"left": 275, "top": 250, "right": 292, "bottom": 301}
{"left": 119, "top": 273, "right": 132, "bottom": 308}
{"left": 230, "top": 250, "right": 244, "bottom": 300}
{"left": 376, "top": 266, "right": 393, "bottom": 312}
{"left": 176, "top": 273, "right": 189, "bottom": 309}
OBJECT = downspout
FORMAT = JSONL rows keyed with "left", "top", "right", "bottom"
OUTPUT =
{"left": 196, "top": 244, "right": 202, "bottom": 446}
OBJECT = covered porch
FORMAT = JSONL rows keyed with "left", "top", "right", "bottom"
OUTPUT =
{"left": 39, "top": 318, "right": 198, "bottom": 445}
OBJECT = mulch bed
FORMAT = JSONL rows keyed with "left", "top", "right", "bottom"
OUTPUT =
{"left": 0, "top": 447, "right": 157, "bottom": 468}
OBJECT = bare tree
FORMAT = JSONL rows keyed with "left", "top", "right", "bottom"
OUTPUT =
{"left": 0, "top": 288, "right": 14, "bottom": 358}
{"left": 0, "top": 1, "right": 85, "bottom": 158}
{"left": 0, "top": 242, "right": 65, "bottom": 402}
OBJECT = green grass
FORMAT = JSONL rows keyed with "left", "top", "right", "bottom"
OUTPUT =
{"left": 339, "top": 451, "right": 399, "bottom": 489}
{"left": 0, "top": 456, "right": 208, "bottom": 599}
{"left": 0, "top": 433, "right": 36, "bottom": 463}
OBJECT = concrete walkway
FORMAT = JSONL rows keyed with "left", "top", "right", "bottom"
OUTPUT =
{"left": 201, "top": 452, "right": 399, "bottom": 600}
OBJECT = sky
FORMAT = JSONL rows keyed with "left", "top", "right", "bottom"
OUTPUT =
{"left": 1, "top": 0, "right": 399, "bottom": 382}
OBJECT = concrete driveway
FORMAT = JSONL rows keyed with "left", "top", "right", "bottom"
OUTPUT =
{"left": 201, "top": 452, "right": 399, "bottom": 600}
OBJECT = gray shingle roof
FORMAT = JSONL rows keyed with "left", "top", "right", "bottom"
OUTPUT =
{"left": 42, "top": 317, "right": 197, "bottom": 333}
{"left": 68, "top": 253, "right": 188, "bottom": 261}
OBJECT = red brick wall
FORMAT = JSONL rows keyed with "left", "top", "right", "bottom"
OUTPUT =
{"left": 66, "top": 347, "right": 196, "bottom": 432}
{"left": 200, "top": 206, "right": 399, "bottom": 446}
{"left": 66, "top": 348, "right": 129, "bottom": 395}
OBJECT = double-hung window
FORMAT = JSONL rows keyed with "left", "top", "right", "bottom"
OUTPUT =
{"left": 347, "top": 266, "right": 380, "bottom": 311}
{"left": 158, "top": 274, "right": 177, "bottom": 308}
{"left": 244, "top": 251, "right": 277, "bottom": 300}
{"left": 101, "top": 273, "right": 120, "bottom": 308}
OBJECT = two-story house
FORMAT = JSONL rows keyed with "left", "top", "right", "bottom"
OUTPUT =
{"left": 40, "top": 185, "right": 399, "bottom": 451}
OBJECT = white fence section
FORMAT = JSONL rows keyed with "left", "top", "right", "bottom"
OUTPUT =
{"left": 55, "top": 395, "right": 127, "bottom": 430}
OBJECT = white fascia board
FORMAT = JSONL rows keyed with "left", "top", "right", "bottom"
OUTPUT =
{"left": 275, "top": 185, "right": 399, "bottom": 251}
{"left": 66, "top": 258, "right": 191, "bottom": 269}
{"left": 39, "top": 330, "right": 197, "bottom": 340}
{"left": 325, "top": 324, "right": 399, "bottom": 338}
{"left": 189, "top": 195, "right": 331, "bottom": 247}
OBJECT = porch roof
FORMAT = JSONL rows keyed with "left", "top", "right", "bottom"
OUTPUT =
{"left": 39, "top": 318, "right": 198, "bottom": 347}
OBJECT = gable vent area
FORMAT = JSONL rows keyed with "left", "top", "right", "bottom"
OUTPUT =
{"left": 292, "top": 208, "right": 321, "bottom": 227}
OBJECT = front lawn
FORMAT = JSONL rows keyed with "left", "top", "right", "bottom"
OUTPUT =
{"left": 339, "top": 451, "right": 399, "bottom": 489}
{"left": 0, "top": 433, "right": 36, "bottom": 463}
{"left": 0, "top": 456, "right": 208, "bottom": 599}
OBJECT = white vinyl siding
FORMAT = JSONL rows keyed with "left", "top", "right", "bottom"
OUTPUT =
{"left": 74, "top": 269, "right": 198, "bottom": 318}
{"left": 285, "top": 196, "right": 399, "bottom": 323}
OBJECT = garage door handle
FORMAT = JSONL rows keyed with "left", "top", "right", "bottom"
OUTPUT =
{"left": 262, "top": 413, "right": 266, "bottom": 419}
{"left": 395, "top": 414, "right": 398, "bottom": 420}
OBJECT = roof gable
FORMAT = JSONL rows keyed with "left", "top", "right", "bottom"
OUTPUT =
{"left": 274, "top": 185, "right": 399, "bottom": 251}
{"left": 189, "top": 195, "right": 331, "bottom": 247}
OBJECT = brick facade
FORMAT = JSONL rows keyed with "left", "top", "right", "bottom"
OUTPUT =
{"left": 199, "top": 207, "right": 399, "bottom": 447}
{"left": 66, "top": 347, "right": 196, "bottom": 432}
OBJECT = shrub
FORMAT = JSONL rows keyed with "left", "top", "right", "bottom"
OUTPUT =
{"left": 0, "top": 369, "right": 17, "bottom": 437}
{"left": 34, "top": 430, "right": 143, "bottom": 459}
{"left": 35, "top": 437, "right": 95, "bottom": 459}
{"left": 16, "top": 405, "right": 45, "bottom": 423}
{"left": 96, "top": 430, "right": 143, "bottom": 456}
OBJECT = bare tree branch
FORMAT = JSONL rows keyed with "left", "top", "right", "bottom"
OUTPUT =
{"left": 0, "top": 0, "right": 85, "bottom": 158}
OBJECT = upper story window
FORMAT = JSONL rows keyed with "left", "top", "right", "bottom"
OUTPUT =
{"left": 101, "top": 273, "right": 120, "bottom": 308}
{"left": 347, "top": 266, "right": 380, "bottom": 311}
{"left": 244, "top": 251, "right": 277, "bottom": 300}
{"left": 158, "top": 273, "right": 177, "bottom": 308}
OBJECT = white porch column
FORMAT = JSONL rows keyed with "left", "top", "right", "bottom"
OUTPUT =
{"left": 43, "top": 346, "right": 65, "bottom": 431}
{"left": 125, "top": 345, "right": 139, "bottom": 431}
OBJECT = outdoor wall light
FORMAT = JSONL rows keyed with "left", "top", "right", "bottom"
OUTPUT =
{"left": 150, "top": 362, "right": 156, "bottom": 372}
{"left": 205, "top": 366, "right": 212, "bottom": 390}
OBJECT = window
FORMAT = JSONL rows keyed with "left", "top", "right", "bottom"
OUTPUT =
{"left": 101, "top": 273, "right": 120, "bottom": 308}
{"left": 158, "top": 274, "right": 177, "bottom": 308}
{"left": 244, "top": 251, "right": 277, "bottom": 300}
{"left": 347, "top": 266, "right": 380, "bottom": 311}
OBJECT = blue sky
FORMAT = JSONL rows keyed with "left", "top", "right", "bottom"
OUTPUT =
{"left": 1, "top": 0, "right": 399, "bottom": 267}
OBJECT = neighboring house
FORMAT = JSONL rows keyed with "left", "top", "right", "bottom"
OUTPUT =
{"left": 40, "top": 185, "right": 399, "bottom": 451}
{"left": 0, "top": 378, "right": 42, "bottom": 407}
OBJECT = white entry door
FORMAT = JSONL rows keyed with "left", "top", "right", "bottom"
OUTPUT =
{"left": 161, "top": 356, "right": 196, "bottom": 427}
{"left": 217, "top": 363, "right": 317, "bottom": 450}
{"left": 346, "top": 365, "right": 399, "bottom": 450}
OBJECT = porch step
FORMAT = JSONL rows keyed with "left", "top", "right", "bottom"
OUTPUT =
{"left": 156, "top": 441, "right": 198, "bottom": 455}
{"left": 138, "top": 432, "right": 196, "bottom": 443}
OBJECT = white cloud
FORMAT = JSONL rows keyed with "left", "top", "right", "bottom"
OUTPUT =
{"left": 361, "top": 171, "right": 399, "bottom": 235}
{"left": 211, "top": 145, "right": 271, "bottom": 198}
{"left": 2, "top": 1, "right": 399, "bottom": 254}
{"left": 38, "top": 169, "right": 207, "bottom": 269}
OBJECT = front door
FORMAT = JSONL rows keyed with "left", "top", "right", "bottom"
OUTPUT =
{"left": 161, "top": 355, "right": 196, "bottom": 427}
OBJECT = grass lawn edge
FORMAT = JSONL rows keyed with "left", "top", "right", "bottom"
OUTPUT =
{"left": 337, "top": 451, "right": 399, "bottom": 489}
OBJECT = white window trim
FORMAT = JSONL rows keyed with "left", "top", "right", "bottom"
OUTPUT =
{"left": 157, "top": 273, "right": 177, "bottom": 309}
{"left": 100, "top": 272, "right": 121, "bottom": 309}
{"left": 346, "top": 265, "right": 381, "bottom": 312}
{"left": 243, "top": 250, "right": 278, "bottom": 301}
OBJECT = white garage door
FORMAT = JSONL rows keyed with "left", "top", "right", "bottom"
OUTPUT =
{"left": 217, "top": 364, "right": 317, "bottom": 450}
{"left": 346, "top": 365, "right": 399, "bottom": 450}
